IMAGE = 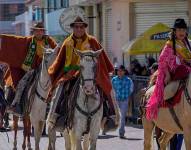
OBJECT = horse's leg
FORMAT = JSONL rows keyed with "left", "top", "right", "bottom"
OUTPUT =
{"left": 22, "top": 116, "right": 28, "bottom": 150}
{"left": 155, "top": 127, "right": 162, "bottom": 149}
{"left": 13, "top": 115, "right": 19, "bottom": 150}
{"left": 47, "top": 126, "right": 56, "bottom": 150}
{"left": 63, "top": 130, "right": 71, "bottom": 150}
{"left": 159, "top": 132, "right": 174, "bottom": 150}
{"left": 26, "top": 116, "right": 32, "bottom": 150}
{"left": 89, "top": 123, "right": 101, "bottom": 150}
{"left": 183, "top": 127, "right": 191, "bottom": 150}
{"left": 83, "top": 134, "right": 89, "bottom": 150}
{"left": 69, "top": 130, "right": 82, "bottom": 150}
{"left": 142, "top": 117, "right": 154, "bottom": 150}
{"left": 4, "top": 113, "right": 9, "bottom": 128}
{"left": 34, "top": 120, "right": 45, "bottom": 150}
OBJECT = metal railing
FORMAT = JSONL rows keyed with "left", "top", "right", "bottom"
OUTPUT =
{"left": 128, "top": 75, "right": 149, "bottom": 119}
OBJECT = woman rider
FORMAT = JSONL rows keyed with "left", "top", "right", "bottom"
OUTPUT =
{"left": 146, "top": 18, "right": 191, "bottom": 120}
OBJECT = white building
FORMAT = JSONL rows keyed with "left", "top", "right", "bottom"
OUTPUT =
{"left": 69, "top": 0, "right": 191, "bottom": 67}
{"left": 0, "top": 0, "right": 25, "bottom": 34}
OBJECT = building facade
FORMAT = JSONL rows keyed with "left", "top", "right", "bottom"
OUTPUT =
{"left": 44, "top": 0, "right": 69, "bottom": 41}
{"left": 0, "top": 0, "right": 25, "bottom": 34}
{"left": 69, "top": 0, "right": 191, "bottom": 67}
{"left": 13, "top": 0, "right": 44, "bottom": 35}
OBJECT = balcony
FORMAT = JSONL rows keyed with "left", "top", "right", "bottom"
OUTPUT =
{"left": 69, "top": 0, "right": 103, "bottom": 6}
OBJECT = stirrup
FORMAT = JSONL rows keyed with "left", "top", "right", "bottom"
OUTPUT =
{"left": 7, "top": 104, "right": 23, "bottom": 117}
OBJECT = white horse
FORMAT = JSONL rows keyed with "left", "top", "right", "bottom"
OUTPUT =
{"left": 30, "top": 44, "right": 60, "bottom": 150}
{"left": 47, "top": 50, "right": 104, "bottom": 150}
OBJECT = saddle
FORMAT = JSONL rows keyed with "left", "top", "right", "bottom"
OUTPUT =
{"left": 145, "top": 80, "right": 181, "bottom": 101}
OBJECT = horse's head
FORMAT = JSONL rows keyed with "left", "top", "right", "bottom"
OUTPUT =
{"left": 75, "top": 49, "right": 103, "bottom": 95}
{"left": 42, "top": 43, "right": 61, "bottom": 68}
{"left": 37, "top": 43, "right": 60, "bottom": 91}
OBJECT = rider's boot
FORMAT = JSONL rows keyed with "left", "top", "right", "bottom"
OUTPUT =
{"left": 47, "top": 82, "right": 64, "bottom": 129}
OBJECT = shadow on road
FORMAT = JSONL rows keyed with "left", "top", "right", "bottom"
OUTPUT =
{"left": 125, "top": 137, "right": 143, "bottom": 141}
{"left": 98, "top": 135, "right": 118, "bottom": 139}
{"left": 127, "top": 124, "right": 143, "bottom": 129}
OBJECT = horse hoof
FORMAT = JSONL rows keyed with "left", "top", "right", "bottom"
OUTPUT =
{"left": 13, "top": 148, "right": 17, "bottom": 150}
{"left": 28, "top": 148, "right": 33, "bottom": 150}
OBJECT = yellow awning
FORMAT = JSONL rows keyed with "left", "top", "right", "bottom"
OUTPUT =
{"left": 124, "top": 23, "right": 170, "bottom": 55}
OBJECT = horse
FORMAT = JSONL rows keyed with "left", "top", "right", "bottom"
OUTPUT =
{"left": 142, "top": 73, "right": 191, "bottom": 150}
{"left": 5, "top": 44, "right": 59, "bottom": 150}
{"left": 47, "top": 49, "right": 103, "bottom": 150}
{"left": 29, "top": 44, "right": 60, "bottom": 150}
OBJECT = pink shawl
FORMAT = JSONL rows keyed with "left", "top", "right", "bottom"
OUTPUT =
{"left": 146, "top": 43, "right": 191, "bottom": 120}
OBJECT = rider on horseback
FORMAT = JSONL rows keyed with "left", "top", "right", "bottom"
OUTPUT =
{"left": 47, "top": 16, "right": 119, "bottom": 128}
{"left": 0, "top": 22, "right": 57, "bottom": 116}
{"left": 146, "top": 18, "right": 191, "bottom": 120}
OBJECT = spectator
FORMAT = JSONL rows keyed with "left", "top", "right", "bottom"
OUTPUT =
{"left": 147, "top": 56, "right": 156, "bottom": 68}
{"left": 170, "top": 134, "right": 184, "bottom": 150}
{"left": 141, "top": 65, "right": 149, "bottom": 76}
{"left": 112, "top": 65, "right": 134, "bottom": 139}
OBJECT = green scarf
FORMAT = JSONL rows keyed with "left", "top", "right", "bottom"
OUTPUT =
{"left": 22, "top": 37, "right": 48, "bottom": 71}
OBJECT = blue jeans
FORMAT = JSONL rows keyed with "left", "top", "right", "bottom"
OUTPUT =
{"left": 170, "top": 134, "right": 184, "bottom": 150}
{"left": 117, "top": 100, "right": 128, "bottom": 136}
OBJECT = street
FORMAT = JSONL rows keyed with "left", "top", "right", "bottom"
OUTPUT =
{"left": 0, "top": 121, "right": 186, "bottom": 150}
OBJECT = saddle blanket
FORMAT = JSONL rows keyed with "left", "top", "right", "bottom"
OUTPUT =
{"left": 145, "top": 80, "right": 183, "bottom": 108}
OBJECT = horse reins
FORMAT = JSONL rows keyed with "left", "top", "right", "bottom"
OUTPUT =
{"left": 76, "top": 94, "right": 102, "bottom": 135}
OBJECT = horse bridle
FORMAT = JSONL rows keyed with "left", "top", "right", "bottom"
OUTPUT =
{"left": 79, "top": 55, "right": 97, "bottom": 86}
{"left": 76, "top": 55, "right": 102, "bottom": 135}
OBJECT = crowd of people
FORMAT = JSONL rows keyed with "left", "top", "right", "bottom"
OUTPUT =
{"left": 129, "top": 56, "right": 157, "bottom": 76}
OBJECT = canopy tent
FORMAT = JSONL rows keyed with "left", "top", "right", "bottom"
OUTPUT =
{"left": 123, "top": 23, "right": 170, "bottom": 55}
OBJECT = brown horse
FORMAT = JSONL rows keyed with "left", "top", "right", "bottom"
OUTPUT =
{"left": 142, "top": 73, "right": 191, "bottom": 150}
{"left": 5, "top": 86, "right": 32, "bottom": 150}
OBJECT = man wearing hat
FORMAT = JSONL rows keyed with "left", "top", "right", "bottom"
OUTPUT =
{"left": 111, "top": 65, "right": 134, "bottom": 138}
{"left": 47, "top": 16, "right": 120, "bottom": 127}
{"left": 146, "top": 18, "right": 191, "bottom": 120}
{"left": 0, "top": 22, "right": 57, "bottom": 115}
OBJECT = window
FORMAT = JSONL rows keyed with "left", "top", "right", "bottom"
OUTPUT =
{"left": 61, "top": 0, "right": 69, "bottom": 8}
{"left": 9, "top": 4, "right": 18, "bottom": 14}
{"left": 0, "top": 4, "right": 25, "bottom": 21}
{"left": 48, "top": 0, "right": 54, "bottom": 12}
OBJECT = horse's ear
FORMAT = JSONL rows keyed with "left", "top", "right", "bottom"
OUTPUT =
{"left": 93, "top": 48, "right": 103, "bottom": 57}
{"left": 54, "top": 42, "right": 61, "bottom": 53}
{"left": 74, "top": 49, "right": 84, "bottom": 58}
{"left": 56, "top": 41, "right": 62, "bottom": 48}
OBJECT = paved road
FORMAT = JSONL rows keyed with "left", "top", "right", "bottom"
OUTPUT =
{"left": 0, "top": 121, "right": 186, "bottom": 150}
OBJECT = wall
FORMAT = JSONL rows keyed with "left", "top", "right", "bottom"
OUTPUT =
{"left": 45, "top": 8, "right": 68, "bottom": 36}
{"left": 111, "top": 0, "right": 130, "bottom": 65}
